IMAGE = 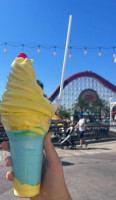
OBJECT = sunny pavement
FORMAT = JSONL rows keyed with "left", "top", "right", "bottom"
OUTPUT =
{"left": 0, "top": 140, "right": 116, "bottom": 200}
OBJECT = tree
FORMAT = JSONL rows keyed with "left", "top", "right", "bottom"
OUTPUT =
{"left": 93, "top": 98, "right": 106, "bottom": 119}
{"left": 36, "top": 80, "right": 44, "bottom": 90}
{"left": 57, "top": 109, "right": 70, "bottom": 119}
{"left": 103, "top": 106, "right": 110, "bottom": 117}
{"left": 74, "top": 98, "right": 87, "bottom": 113}
{"left": 36, "top": 79, "right": 47, "bottom": 98}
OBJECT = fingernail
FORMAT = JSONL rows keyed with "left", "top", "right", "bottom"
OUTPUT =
{"left": 4, "top": 158, "right": 9, "bottom": 164}
{"left": 6, "top": 158, "right": 9, "bottom": 162}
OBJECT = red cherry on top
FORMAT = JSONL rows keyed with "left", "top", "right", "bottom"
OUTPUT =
{"left": 17, "top": 53, "right": 28, "bottom": 59}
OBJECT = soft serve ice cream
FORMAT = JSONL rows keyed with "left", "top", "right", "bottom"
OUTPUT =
{"left": 0, "top": 53, "right": 54, "bottom": 197}
{"left": 0, "top": 52, "right": 54, "bottom": 131}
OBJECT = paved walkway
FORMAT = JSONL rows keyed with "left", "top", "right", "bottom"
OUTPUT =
{"left": 56, "top": 140, "right": 116, "bottom": 157}
{"left": 0, "top": 140, "right": 116, "bottom": 200}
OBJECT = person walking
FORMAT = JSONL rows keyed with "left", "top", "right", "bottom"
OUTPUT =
{"left": 75, "top": 113, "right": 88, "bottom": 148}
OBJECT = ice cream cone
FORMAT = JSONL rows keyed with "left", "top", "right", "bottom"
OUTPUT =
{"left": 2, "top": 113, "right": 49, "bottom": 197}
{"left": 6, "top": 128, "right": 45, "bottom": 197}
{"left": 0, "top": 54, "right": 54, "bottom": 197}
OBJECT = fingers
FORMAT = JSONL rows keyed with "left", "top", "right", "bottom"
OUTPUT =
{"left": 4, "top": 156, "right": 12, "bottom": 167}
{"left": 3, "top": 155, "right": 14, "bottom": 181}
{"left": 1, "top": 142, "right": 13, "bottom": 182}
{"left": 6, "top": 171, "right": 14, "bottom": 181}
{"left": 1, "top": 141, "right": 10, "bottom": 152}
{"left": 44, "top": 134, "right": 62, "bottom": 169}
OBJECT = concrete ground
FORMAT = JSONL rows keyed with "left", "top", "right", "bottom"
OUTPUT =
{"left": 0, "top": 140, "right": 116, "bottom": 200}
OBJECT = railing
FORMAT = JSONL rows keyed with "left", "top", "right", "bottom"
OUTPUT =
{"left": 0, "top": 124, "right": 116, "bottom": 145}
{"left": 84, "top": 125, "right": 110, "bottom": 140}
{"left": 49, "top": 125, "right": 116, "bottom": 144}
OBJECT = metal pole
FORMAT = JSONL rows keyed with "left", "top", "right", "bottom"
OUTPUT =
{"left": 55, "top": 15, "right": 72, "bottom": 111}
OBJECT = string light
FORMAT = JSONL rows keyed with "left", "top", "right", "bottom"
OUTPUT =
{"left": 1, "top": 42, "right": 116, "bottom": 64}
{"left": 37, "top": 46, "right": 41, "bottom": 53}
{"left": 0, "top": 42, "right": 116, "bottom": 52}
{"left": 84, "top": 47, "right": 88, "bottom": 54}
{"left": 69, "top": 54, "right": 72, "bottom": 58}
{"left": 69, "top": 46, "right": 72, "bottom": 58}
{"left": 53, "top": 46, "right": 57, "bottom": 56}
{"left": 98, "top": 47, "right": 102, "bottom": 56}
{"left": 114, "top": 57, "right": 116, "bottom": 63}
{"left": 4, "top": 48, "right": 7, "bottom": 53}
{"left": 98, "top": 52, "right": 102, "bottom": 56}
{"left": 4, "top": 42, "right": 8, "bottom": 53}
{"left": 112, "top": 47, "right": 116, "bottom": 57}
{"left": 112, "top": 47, "right": 116, "bottom": 63}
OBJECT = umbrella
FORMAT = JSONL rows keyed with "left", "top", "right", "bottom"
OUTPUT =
{"left": 112, "top": 111, "right": 116, "bottom": 114}
{"left": 51, "top": 114, "right": 62, "bottom": 123}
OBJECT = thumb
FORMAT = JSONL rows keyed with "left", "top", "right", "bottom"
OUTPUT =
{"left": 44, "top": 133, "right": 61, "bottom": 168}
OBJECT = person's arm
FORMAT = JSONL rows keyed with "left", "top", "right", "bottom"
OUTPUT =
{"left": 79, "top": 119, "right": 85, "bottom": 127}
{"left": 1, "top": 134, "right": 72, "bottom": 200}
{"left": 74, "top": 122, "right": 79, "bottom": 128}
{"left": 79, "top": 122, "right": 84, "bottom": 127}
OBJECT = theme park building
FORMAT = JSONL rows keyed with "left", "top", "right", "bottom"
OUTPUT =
{"left": 49, "top": 71, "right": 116, "bottom": 112}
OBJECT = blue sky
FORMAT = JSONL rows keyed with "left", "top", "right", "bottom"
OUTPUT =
{"left": 0, "top": 0, "right": 116, "bottom": 99}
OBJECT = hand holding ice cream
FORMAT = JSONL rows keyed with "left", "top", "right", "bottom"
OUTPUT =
{"left": 1, "top": 134, "right": 72, "bottom": 200}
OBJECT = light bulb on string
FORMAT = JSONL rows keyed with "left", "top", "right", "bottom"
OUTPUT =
{"left": 69, "top": 46, "right": 72, "bottom": 58}
{"left": 84, "top": 47, "right": 87, "bottom": 54}
{"left": 37, "top": 46, "right": 41, "bottom": 53}
{"left": 98, "top": 52, "right": 102, "bottom": 56}
{"left": 113, "top": 54, "right": 116, "bottom": 58}
{"left": 4, "top": 48, "right": 8, "bottom": 53}
{"left": 113, "top": 47, "right": 116, "bottom": 57}
{"left": 37, "top": 49, "right": 41, "bottom": 53}
{"left": 114, "top": 57, "right": 116, "bottom": 64}
{"left": 4, "top": 43, "right": 8, "bottom": 53}
{"left": 53, "top": 46, "right": 57, "bottom": 56}
{"left": 98, "top": 47, "right": 102, "bottom": 56}
{"left": 114, "top": 58, "right": 116, "bottom": 63}
{"left": 69, "top": 54, "right": 72, "bottom": 58}
{"left": 113, "top": 47, "right": 116, "bottom": 63}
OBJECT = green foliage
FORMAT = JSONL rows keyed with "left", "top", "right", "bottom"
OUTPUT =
{"left": 103, "top": 106, "right": 110, "bottom": 117}
{"left": 93, "top": 98, "right": 109, "bottom": 119}
{"left": 36, "top": 80, "right": 44, "bottom": 90}
{"left": 36, "top": 79, "right": 47, "bottom": 98}
{"left": 73, "top": 97, "right": 110, "bottom": 119}
{"left": 74, "top": 98, "right": 87, "bottom": 112}
{"left": 94, "top": 98, "right": 106, "bottom": 109}
{"left": 58, "top": 109, "right": 70, "bottom": 119}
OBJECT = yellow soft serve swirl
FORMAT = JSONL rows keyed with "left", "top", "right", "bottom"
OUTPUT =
{"left": 0, "top": 55, "right": 54, "bottom": 131}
